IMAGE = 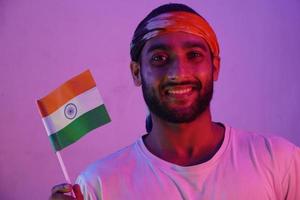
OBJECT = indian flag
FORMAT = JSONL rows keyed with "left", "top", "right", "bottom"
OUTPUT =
{"left": 37, "top": 70, "right": 111, "bottom": 151}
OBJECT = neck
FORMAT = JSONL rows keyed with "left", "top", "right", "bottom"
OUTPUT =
{"left": 143, "top": 107, "right": 225, "bottom": 166}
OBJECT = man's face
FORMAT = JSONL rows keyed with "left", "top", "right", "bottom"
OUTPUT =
{"left": 133, "top": 32, "right": 220, "bottom": 123}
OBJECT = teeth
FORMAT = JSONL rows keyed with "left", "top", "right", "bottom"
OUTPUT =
{"left": 168, "top": 88, "right": 192, "bottom": 94}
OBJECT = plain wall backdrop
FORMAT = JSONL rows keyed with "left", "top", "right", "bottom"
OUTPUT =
{"left": 0, "top": 0, "right": 299, "bottom": 199}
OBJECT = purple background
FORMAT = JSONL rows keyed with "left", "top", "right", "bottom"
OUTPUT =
{"left": 1, "top": 1, "right": 300, "bottom": 199}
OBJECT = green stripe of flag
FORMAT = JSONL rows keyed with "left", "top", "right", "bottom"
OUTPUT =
{"left": 49, "top": 104, "right": 111, "bottom": 151}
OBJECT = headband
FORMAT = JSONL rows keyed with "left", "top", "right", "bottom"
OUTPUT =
{"left": 130, "top": 11, "right": 220, "bottom": 61}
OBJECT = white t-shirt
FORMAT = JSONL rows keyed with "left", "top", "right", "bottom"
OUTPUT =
{"left": 76, "top": 125, "right": 300, "bottom": 200}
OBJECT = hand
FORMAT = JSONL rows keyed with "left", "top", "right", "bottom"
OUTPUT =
{"left": 49, "top": 183, "right": 83, "bottom": 200}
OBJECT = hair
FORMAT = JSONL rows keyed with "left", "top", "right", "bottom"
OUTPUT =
{"left": 130, "top": 3, "right": 201, "bottom": 62}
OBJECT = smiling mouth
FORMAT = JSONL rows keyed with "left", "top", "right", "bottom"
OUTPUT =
{"left": 163, "top": 85, "right": 196, "bottom": 97}
{"left": 167, "top": 87, "right": 193, "bottom": 95}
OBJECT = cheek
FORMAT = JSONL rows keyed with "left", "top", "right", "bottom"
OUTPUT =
{"left": 192, "top": 68, "right": 214, "bottom": 90}
{"left": 196, "top": 59, "right": 214, "bottom": 75}
{"left": 193, "top": 67, "right": 213, "bottom": 81}
{"left": 141, "top": 65, "right": 167, "bottom": 84}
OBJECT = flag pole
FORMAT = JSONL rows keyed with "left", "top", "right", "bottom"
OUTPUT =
{"left": 55, "top": 151, "right": 75, "bottom": 197}
{"left": 56, "top": 151, "right": 71, "bottom": 183}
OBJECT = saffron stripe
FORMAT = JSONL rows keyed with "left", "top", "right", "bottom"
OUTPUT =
{"left": 49, "top": 104, "right": 111, "bottom": 151}
{"left": 37, "top": 70, "right": 96, "bottom": 117}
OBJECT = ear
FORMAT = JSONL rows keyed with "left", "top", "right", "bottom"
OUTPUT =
{"left": 130, "top": 61, "right": 142, "bottom": 86}
{"left": 212, "top": 56, "right": 221, "bottom": 81}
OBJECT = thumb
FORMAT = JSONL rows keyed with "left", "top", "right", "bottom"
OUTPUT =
{"left": 73, "top": 184, "right": 84, "bottom": 200}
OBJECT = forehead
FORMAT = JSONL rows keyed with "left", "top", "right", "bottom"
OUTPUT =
{"left": 142, "top": 32, "right": 210, "bottom": 54}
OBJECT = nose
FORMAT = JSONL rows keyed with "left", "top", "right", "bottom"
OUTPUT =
{"left": 167, "top": 56, "right": 190, "bottom": 80}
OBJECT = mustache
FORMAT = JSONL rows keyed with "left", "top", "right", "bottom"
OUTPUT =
{"left": 161, "top": 80, "right": 202, "bottom": 90}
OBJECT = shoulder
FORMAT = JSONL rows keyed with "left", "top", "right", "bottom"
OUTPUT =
{"left": 76, "top": 139, "right": 142, "bottom": 184}
{"left": 230, "top": 126, "right": 296, "bottom": 155}
{"left": 75, "top": 141, "right": 142, "bottom": 199}
{"left": 229, "top": 126, "right": 298, "bottom": 174}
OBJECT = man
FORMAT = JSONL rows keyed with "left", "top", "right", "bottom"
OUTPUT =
{"left": 51, "top": 3, "right": 300, "bottom": 200}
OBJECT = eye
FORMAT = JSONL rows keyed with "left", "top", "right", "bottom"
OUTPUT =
{"left": 150, "top": 53, "right": 169, "bottom": 66}
{"left": 187, "top": 51, "right": 204, "bottom": 60}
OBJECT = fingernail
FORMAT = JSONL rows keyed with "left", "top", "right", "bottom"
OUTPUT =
{"left": 64, "top": 184, "right": 71, "bottom": 190}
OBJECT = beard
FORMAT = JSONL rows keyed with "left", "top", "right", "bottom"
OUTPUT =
{"left": 141, "top": 75, "right": 214, "bottom": 124}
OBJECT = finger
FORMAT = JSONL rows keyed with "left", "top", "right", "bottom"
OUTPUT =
{"left": 73, "top": 184, "right": 84, "bottom": 200}
{"left": 50, "top": 192, "right": 75, "bottom": 200}
{"left": 51, "top": 183, "right": 73, "bottom": 194}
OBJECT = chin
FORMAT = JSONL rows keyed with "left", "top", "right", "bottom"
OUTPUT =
{"left": 156, "top": 105, "right": 208, "bottom": 124}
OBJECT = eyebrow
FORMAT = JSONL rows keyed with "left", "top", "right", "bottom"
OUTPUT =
{"left": 147, "top": 43, "right": 170, "bottom": 54}
{"left": 183, "top": 41, "right": 208, "bottom": 52}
